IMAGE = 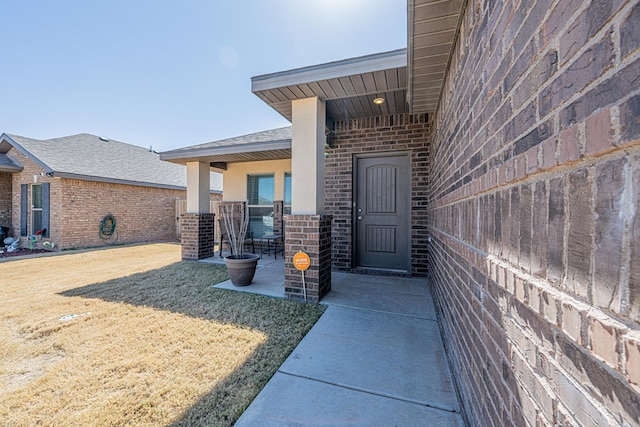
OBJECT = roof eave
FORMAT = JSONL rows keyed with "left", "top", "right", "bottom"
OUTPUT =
{"left": 159, "top": 140, "right": 292, "bottom": 163}
{"left": 407, "top": 0, "right": 466, "bottom": 115}
{"left": 407, "top": 0, "right": 416, "bottom": 112}
{"left": 0, "top": 165, "right": 24, "bottom": 173}
{"left": 53, "top": 172, "right": 188, "bottom": 191}
{"left": 251, "top": 49, "right": 407, "bottom": 93}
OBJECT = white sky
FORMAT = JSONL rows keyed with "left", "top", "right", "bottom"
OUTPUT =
{"left": 0, "top": 0, "right": 407, "bottom": 151}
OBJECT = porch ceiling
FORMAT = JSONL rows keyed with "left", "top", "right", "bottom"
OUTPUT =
{"left": 252, "top": 49, "right": 409, "bottom": 123}
{"left": 408, "top": 0, "right": 465, "bottom": 114}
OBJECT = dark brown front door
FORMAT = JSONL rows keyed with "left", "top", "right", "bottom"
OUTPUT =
{"left": 354, "top": 153, "right": 410, "bottom": 271}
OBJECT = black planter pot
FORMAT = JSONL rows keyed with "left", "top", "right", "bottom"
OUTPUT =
{"left": 224, "top": 253, "right": 260, "bottom": 286}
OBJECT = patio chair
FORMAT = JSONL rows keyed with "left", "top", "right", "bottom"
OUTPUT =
{"left": 218, "top": 218, "right": 255, "bottom": 258}
{"left": 259, "top": 221, "right": 284, "bottom": 260}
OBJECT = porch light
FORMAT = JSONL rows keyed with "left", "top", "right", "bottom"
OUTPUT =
{"left": 373, "top": 97, "right": 385, "bottom": 105}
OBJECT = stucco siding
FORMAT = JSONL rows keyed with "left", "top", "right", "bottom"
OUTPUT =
{"left": 223, "top": 159, "right": 291, "bottom": 202}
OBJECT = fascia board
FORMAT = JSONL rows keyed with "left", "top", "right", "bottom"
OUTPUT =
{"left": 159, "top": 140, "right": 292, "bottom": 161}
{"left": 54, "top": 172, "right": 186, "bottom": 191}
{"left": 252, "top": 49, "right": 407, "bottom": 92}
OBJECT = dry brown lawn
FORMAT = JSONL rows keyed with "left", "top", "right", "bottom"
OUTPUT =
{"left": 0, "top": 243, "right": 324, "bottom": 426}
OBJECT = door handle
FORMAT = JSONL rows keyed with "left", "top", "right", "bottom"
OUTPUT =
{"left": 357, "top": 216, "right": 363, "bottom": 220}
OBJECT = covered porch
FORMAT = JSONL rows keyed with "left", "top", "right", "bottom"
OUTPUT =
{"left": 160, "top": 49, "right": 412, "bottom": 302}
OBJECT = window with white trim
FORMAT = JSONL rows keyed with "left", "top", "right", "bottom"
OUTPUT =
{"left": 247, "top": 174, "right": 274, "bottom": 238}
{"left": 32, "top": 184, "right": 43, "bottom": 233}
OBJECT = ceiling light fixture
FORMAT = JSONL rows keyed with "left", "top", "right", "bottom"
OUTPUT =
{"left": 373, "top": 97, "right": 385, "bottom": 105}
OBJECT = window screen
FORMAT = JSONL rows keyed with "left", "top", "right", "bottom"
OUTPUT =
{"left": 247, "top": 175, "right": 274, "bottom": 238}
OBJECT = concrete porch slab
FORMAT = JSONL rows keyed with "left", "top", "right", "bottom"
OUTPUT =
{"left": 325, "top": 272, "right": 436, "bottom": 319}
{"left": 208, "top": 255, "right": 285, "bottom": 298}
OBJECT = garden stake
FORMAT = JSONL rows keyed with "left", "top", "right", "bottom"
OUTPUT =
{"left": 302, "top": 269, "right": 307, "bottom": 302}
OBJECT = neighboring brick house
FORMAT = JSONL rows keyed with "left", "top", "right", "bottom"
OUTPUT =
{"left": 0, "top": 133, "right": 222, "bottom": 250}
{"left": 162, "top": 0, "right": 640, "bottom": 425}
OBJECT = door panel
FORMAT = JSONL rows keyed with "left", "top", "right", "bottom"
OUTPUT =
{"left": 355, "top": 154, "right": 410, "bottom": 271}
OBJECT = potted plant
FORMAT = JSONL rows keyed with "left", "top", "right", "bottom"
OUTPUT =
{"left": 221, "top": 202, "right": 260, "bottom": 286}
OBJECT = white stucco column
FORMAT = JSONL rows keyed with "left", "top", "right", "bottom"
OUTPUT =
{"left": 186, "top": 161, "right": 210, "bottom": 213}
{"left": 291, "top": 96, "right": 326, "bottom": 214}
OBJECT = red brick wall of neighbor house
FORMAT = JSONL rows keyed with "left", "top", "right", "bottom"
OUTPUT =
{"left": 325, "top": 113, "right": 430, "bottom": 275}
{"left": 6, "top": 148, "right": 211, "bottom": 250}
{"left": 0, "top": 172, "right": 12, "bottom": 230}
{"left": 428, "top": 1, "right": 640, "bottom": 426}
{"left": 58, "top": 178, "right": 184, "bottom": 249}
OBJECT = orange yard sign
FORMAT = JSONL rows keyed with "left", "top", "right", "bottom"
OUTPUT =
{"left": 293, "top": 252, "right": 311, "bottom": 271}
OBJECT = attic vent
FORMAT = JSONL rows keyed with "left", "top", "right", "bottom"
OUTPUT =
{"left": 99, "top": 136, "right": 110, "bottom": 142}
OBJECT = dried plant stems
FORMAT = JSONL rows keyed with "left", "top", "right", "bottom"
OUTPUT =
{"left": 221, "top": 202, "right": 249, "bottom": 257}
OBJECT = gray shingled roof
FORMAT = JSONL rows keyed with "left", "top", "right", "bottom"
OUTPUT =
{"left": 165, "top": 126, "right": 292, "bottom": 153}
{"left": 159, "top": 126, "right": 292, "bottom": 166}
{"left": 1, "top": 133, "right": 222, "bottom": 192}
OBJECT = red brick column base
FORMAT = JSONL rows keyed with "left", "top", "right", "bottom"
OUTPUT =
{"left": 284, "top": 214, "right": 332, "bottom": 302}
{"left": 181, "top": 213, "right": 215, "bottom": 260}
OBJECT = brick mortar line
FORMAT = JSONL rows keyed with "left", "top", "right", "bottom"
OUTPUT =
{"left": 619, "top": 161, "right": 634, "bottom": 318}
{"left": 427, "top": 225, "right": 489, "bottom": 258}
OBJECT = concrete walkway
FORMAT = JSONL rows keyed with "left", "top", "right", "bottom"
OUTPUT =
{"left": 213, "top": 264, "right": 465, "bottom": 426}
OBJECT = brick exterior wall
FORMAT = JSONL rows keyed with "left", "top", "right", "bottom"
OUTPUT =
{"left": 325, "top": 113, "right": 430, "bottom": 275}
{"left": 6, "top": 147, "right": 200, "bottom": 250}
{"left": 0, "top": 172, "right": 11, "bottom": 231}
{"left": 284, "top": 214, "right": 332, "bottom": 302}
{"left": 59, "top": 178, "right": 183, "bottom": 249}
{"left": 428, "top": 1, "right": 640, "bottom": 426}
{"left": 180, "top": 213, "right": 215, "bottom": 260}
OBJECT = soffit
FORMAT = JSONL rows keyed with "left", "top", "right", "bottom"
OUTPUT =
{"left": 252, "top": 49, "right": 409, "bottom": 122}
{"left": 408, "top": 0, "right": 465, "bottom": 113}
{"left": 161, "top": 147, "right": 292, "bottom": 166}
{"left": 159, "top": 128, "right": 293, "bottom": 168}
